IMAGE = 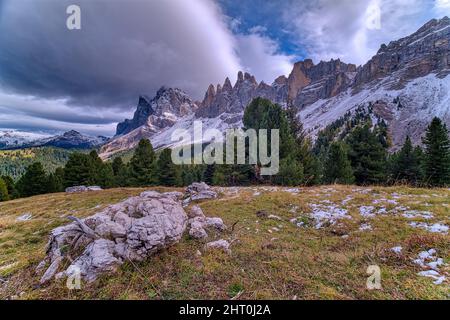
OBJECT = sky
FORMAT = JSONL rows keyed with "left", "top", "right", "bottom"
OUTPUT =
{"left": 0, "top": 0, "right": 448, "bottom": 137}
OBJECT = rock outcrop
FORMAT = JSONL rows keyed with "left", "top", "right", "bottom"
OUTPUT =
{"left": 38, "top": 190, "right": 188, "bottom": 283}
{"left": 195, "top": 71, "right": 287, "bottom": 119}
{"left": 187, "top": 205, "right": 226, "bottom": 240}
{"left": 354, "top": 17, "right": 450, "bottom": 88}
{"left": 65, "top": 186, "right": 103, "bottom": 193}
{"left": 116, "top": 87, "right": 198, "bottom": 136}
{"left": 38, "top": 186, "right": 226, "bottom": 284}
{"left": 183, "top": 182, "right": 218, "bottom": 205}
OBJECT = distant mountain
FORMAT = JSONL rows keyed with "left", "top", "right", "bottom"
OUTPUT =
{"left": 0, "top": 130, "right": 109, "bottom": 150}
{"left": 101, "top": 17, "right": 450, "bottom": 158}
{"left": 0, "top": 130, "right": 52, "bottom": 150}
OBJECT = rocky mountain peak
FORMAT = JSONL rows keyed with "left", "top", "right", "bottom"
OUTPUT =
{"left": 62, "top": 130, "right": 82, "bottom": 137}
{"left": 223, "top": 77, "right": 233, "bottom": 92}
{"left": 103, "top": 17, "right": 450, "bottom": 159}
{"left": 116, "top": 87, "right": 197, "bottom": 136}
{"left": 355, "top": 16, "right": 450, "bottom": 88}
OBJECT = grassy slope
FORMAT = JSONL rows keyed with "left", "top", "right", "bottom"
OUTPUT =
{"left": 0, "top": 185, "right": 448, "bottom": 300}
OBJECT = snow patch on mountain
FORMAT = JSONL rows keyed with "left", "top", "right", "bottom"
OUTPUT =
{"left": 0, "top": 130, "right": 53, "bottom": 149}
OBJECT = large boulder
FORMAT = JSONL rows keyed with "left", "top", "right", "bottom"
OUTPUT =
{"left": 38, "top": 190, "right": 188, "bottom": 283}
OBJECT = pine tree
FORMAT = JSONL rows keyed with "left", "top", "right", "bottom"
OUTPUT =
{"left": 390, "top": 136, "right": 423, "bottom": 185}
{"left": 156, "top": 148, "right": 180, "bottom": 186}
{"left": 88, "top": 150, "right": 104, "bottom": 184}
{"left": 97, "top": 162, "right": 115, "bottom": 188}
{"left": 63, "top": 152, "right": 92, "bottom": 187}
{"left": 0, "top": 177, "right": 9, "bottom": 202}
{"left": 112, "top": 157, "right": 128, "bottom": 187}
{"left": 128, "top": 139, "right": 157, "bottom": 186}
{"left": 243, "top": 97, "right": 295, "bottom": 160}
{"left": 323, "top": 142, "right": 354, "bottom": 184}
{"left": 47, "top": 170, "right": 64, "bottom": 193}
{"left": 346, "top": 125, "right": 388, "bottom": 185}
{"left": 422, "top": 117, "right": 450, "bottom": 186}
{"left": 16, "top": 162, "right": 48, "bottom": 197}
{"left": 203, "top": 164, "right": 216, "bottom": 185}
{"left": 1, "top": 175, "right": 18, "bottom": 199}
{"left": 274, "top": 157, "right": 304, "bottom": 186}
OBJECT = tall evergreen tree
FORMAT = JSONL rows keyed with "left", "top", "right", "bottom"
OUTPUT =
{"left": 156, "top": 148, "right": 180, "bottom": 186}
{"left": 422, "top": 117, "right": 450, "bottom": 186}
{"left": 273, "top": 157, "right": 304, "bottom": 186}
{"left": 243, "top": 97, "right": 295, "bottom": 160}
{"left": 323, "top": 142, "right": 354, "bottom": 184}
{"left": 111, "top": 157, "right": 128, "bottom": 187}
{"left": 96, "top": 163, "right": 115, "bottom": 188}
{"left": 203, "top": 164, "right": 216, "bottom": 185}
{"left": 63, "top": 152, "right": 92, "bottom": 187}
{"left": 128, "top": 139, "right": 157, "bottom": 186}
{"left": 1, "top": 175, "right": 18, "bottom": 199}
{"left": 47, "top": 170, "right": 64, "bottom": 193}
{"left": 286, "top": 106, "right": 320, "bottom": 185}
{"left": 390, "top": 136, "right": 423, "bottom": 185}
{"left": 346, "top": 125, "right": 388, "bottom": 185}
{"left": 16, "top": 162, "right": 48, "bottom": 197}
{"left": 0, "top": 177, "right": 9, "bottom": 202}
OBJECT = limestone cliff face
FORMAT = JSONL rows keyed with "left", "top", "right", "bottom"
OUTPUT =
{"left": 354, "top": 17, "right": 450, "bottom": 88}
{"left": 116, "top": 87, "right": 198, "bottom": 136}
{"left": 195, "top": 71, "right": 286, "bottom": 119}
{"left": 291, "top": 59, "right": 357, "bottom": 107}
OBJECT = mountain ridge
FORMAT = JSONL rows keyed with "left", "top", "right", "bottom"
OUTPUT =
{"left": 0, "top": 130, "right": 109, "bottom": 150}
{"left": 102, "top": 17, "right": 450, "bottom": 158}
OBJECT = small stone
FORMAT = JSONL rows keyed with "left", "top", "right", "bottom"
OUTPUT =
{"left": 205, "top": 239, "right": 231, "bottom": 254}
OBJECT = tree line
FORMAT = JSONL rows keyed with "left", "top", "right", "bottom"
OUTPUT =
{"left": 1, "top": 98, "right": 449, "bottom": 202}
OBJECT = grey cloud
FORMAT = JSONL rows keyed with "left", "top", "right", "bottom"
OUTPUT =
{"left": 282, "top": 0, "right": 437, "bottom": 65}
{"left": 0, "top": 0, "right": 242, "bottom": 109}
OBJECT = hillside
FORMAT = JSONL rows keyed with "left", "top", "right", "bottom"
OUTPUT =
{"left": 0, "top": 185, "right": 448, "bottom": 300}
{"left": 0, "top": 147, "right": 76, "bottom": 180}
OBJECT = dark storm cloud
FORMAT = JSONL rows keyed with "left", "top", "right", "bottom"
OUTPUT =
{"left": 0, "top": 0, "right": 294, "bottom": 135}
{"left": 0, "top": 0, "right": 242, "bottom": 109}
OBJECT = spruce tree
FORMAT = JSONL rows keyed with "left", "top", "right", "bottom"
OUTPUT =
{"left": 323, "top": 142, "right": 354, "bottom": 184}
{"left": 16, "top": 162, "right": 48, "bottom": 197}
{"left": 112, "top": 157, "right": 128, "bottom": 187}
{"left": 0, "top": 177, "right": 9, "bottom": 202}
{"left": 390, "top": 136, "right": 423, "bottom": 185}
{"left": 422, "top": 117, "right": 450, "bottom": 186}
{"left": 88, "top": 150, "right": 104, "bottom": 185}
{"left": 203, "top": 164, "right": 216, "bottom": 185}
{"left": 47, "top": 171, "right": 64, "bottom": 193}
{"left": 274, "top": 157, "right": 304, "bottom": 186}
{"left": 97, "top": 163, "right": 115, "bottom": 188}
{"left": 346, "top": 125, "right": 388, "bottom": 185}
{"left": 1, "top": 175, "right": 18, "bottom": 199}
{"left": 63, "top": 152, "right": 92, "bottom": 187}
{"left": 156, "top": 148, "right": 180, "bottom": 186}
{"left": 128, "top": 139, "right": 157, "bottom": 186}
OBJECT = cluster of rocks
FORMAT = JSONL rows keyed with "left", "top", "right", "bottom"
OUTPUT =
{"left": 65, "top": 186, "right": 103, "bottom": 193}
{"left": 187, "top": 205, "right": 226, "bottom": 240}
{"left": 37, "top": 183, "right": 227, "bottom": 284}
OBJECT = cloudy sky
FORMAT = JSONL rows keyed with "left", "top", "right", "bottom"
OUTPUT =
{"left": 0, "top": 0, "right": 448, "bottom": 136}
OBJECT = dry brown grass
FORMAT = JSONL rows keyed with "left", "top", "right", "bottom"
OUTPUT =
{"left": 0, "top": 185, "right": 448, "bottom": 300}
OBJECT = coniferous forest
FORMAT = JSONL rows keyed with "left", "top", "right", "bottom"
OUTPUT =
{"left": 1, "top": 98, "right": 449, "bottom": 202}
